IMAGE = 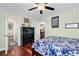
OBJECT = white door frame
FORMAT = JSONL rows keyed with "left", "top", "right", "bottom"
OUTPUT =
{"left": 4, "top": 12, "right": 8, "bottom": 54}
{"left": 4, "top": 12, "right": 21, "bottom": 54}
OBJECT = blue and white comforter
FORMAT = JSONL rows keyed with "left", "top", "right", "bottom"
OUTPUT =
{"left": 32, "top": 37, "right": 79, "bottom": 56}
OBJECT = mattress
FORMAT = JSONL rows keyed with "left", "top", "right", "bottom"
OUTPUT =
{"left": 32, "top": 36, "right": 79, "bottom": 56}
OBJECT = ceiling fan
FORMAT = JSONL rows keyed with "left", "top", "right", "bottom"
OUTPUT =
{"left": 28, "top": 3, "right": 55, "bottom": 14}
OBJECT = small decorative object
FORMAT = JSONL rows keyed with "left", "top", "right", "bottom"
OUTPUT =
{"left": 8, "top": 23, "right": 13, "bottom": 30}
{"left": 23, "top": 18, "right": 31, "bottom": 27}
{"left": 27, "top": 20, "right": 31, "bottom": 27}
{"left": 22, "top": 24, "right": 25, "bottom": 27}
{"left": 40, "top": 23, "right": 45, "bottom": 31}
{"left": 24, "top": 18, "right": 29, "bottom": 23}
{"left": 65, "top": 23, "right": 79, "bottom": 29}
{"left": 40, "top": 23, "right": 45, "bottom": 39}
{"left": 51, "top": 16, "right": 59, "bottom": 28}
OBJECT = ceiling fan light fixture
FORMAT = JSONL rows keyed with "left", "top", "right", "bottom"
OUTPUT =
{"left": 37, "top": 5, "right": 45, "bottom": 11}
{"left": 28, "top": 3, "right": 55, "bottom": 14}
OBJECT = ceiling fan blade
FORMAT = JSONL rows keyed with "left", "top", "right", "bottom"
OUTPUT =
{"left": 44, "top": 3, "right": 47, "bottom": 5}
{"left": 36, "top": 3, "right": 39, "bottom": 5}
{"left": 29, "top": 7, "right": 37, "bottom": 11}
{"left": 40, "top": 10, "right": 43, "bottom": 14}
{"left": 45, "top": 6, "right": 55, "bottom": 10}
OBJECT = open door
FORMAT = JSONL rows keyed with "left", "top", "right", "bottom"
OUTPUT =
{"left": 0, "top": 9, "right": 19, "bottom": 55}
{"left": 4, "top": 14, "right": 18, "bottom": 54}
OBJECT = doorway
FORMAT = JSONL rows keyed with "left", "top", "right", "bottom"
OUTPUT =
{"left": 4, "top": 15, "right": 18, "bottom": 54}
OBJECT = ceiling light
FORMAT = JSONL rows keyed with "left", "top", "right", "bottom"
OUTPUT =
{"left": 37, "top": 5, "right": 45, "bottom": 10}
{"left": 37, "top": 3, "right": 45, "bottom": 10}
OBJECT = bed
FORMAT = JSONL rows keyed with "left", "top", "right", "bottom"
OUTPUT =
{"left": 32, "top": 36, "right": 79, "bottom": 56}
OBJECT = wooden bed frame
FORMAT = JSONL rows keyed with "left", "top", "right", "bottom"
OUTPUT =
{"left": 32, "top": 48, "right": 43, "bottom": 56}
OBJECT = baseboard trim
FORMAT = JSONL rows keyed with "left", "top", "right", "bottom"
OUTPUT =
{"left": 0, "top": 48, "right": 5, "bottom": 51}
{"left": 18, "top": 43, "right": 21, "bottom": 46}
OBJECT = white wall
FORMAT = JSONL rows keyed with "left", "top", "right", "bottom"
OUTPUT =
{"left": 0, "top": 8, "right": 5, "bottom": 51}
{"left": 31, "top": 21, "right": 40, "bottom": 41}
{"left": 44, "top": 7, "right": 79, "bottom": 39}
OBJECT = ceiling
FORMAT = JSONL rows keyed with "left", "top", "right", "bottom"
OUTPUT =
{"left": 0, "top": 3, "right": 79, "bottom": 22}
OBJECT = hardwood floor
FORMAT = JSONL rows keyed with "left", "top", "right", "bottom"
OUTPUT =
{"left": 0, "top": 43, "right": 32, "bottom": 56}
{"left": 0, "top": 50, "right": 5, "bottom": 56}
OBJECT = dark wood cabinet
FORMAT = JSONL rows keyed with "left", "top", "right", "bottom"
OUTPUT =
{"left": 21, "top": 27, "right": 34, "bottom": 45}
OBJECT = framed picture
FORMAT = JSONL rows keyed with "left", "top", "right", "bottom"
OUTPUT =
{"left": 65, "top": 23, "right": 79, "bottom": 29}
{"left": 24, "top": 18, "right": 29, "bottom": 23}
{"left": 51, "top": 16, "right": 59, "bottom": 28}
{"left": 8, "top": 23, "right": 14, "bottom": 30}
